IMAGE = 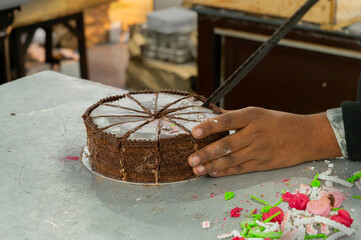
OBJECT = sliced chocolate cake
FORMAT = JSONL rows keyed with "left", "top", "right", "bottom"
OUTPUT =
{"left": 82, "top": 90, "right": 227, "bottom": 183}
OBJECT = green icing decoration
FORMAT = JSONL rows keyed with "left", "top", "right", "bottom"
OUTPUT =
{"left": 264, "top": 211, "right": 281, "bottom": 223}
{"left": 346, "top": 171, "right": 361, "bottom": 183}
{"left": 224, "top": 191, "right": 235, "bottom": 200}
{"left": 332, "top": 208, "right": 344, "bottom": 211}
{"left": 311, "top": 173, "right": 321, "bottom": 187}
{"left": 261, "top": 205, "right": 272, "bottom": 213}
{"left": 248, "top": 229, "right": 282, "bottom": 239}
{"left": 240, "top": 227, "right": 248, "bottom": 237}
{"left": 273, "top": 198, "right": 283, "bottom": 207}
{"left": 251, "top": 195, "right": 269, "bottom": 205}
{"left": 305, "top": 233, "right": 326, "bottom": 239}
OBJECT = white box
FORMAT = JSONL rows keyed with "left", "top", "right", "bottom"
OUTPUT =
{"left": 147, "top": 7, "right": 196, "bottom": 34}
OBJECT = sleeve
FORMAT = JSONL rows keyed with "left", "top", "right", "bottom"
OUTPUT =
{"left": 341, "top": 101, "right": 361, "bottom": 161}
{"left": 326, "top": 108, "right": 348, "bottom": 158}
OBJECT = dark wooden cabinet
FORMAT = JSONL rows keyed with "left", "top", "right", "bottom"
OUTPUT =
{"left": 196, "top": 6, "right": 361, "bottom": 114}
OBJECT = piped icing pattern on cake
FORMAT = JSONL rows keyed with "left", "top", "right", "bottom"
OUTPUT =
{"left": 89, "top": 92, "right": 218, "bottom": 141}
{"left": 83, "top": 90, "right": 226, "bottom": 183}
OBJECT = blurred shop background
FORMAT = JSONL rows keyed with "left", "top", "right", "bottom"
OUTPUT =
{"left": 2, "top": 0, "right": 361, "bottom": 113}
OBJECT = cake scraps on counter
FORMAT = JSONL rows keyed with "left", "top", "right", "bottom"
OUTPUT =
{"left": 262, "top": 207, "right": 284, "bottom": 224}
{"left": 202, "top": 220, "right": 210, "bottom": 229}
{"left": 318, "top": 170, "right": 353, "bottom": 188}
{"left": 212, "top": 171, "right": 357, "bottom": 240}
{"left": 251, "top": 195, "right": 269, "bottom": 206}
{"left": 230, "top": 207, "right": 243, "bottom": 217}
{"left": 282, "top": 192, "right": 309, "bottom": 210}
{"left": 330, "top": 210, "right": 354, "bottom": 227}
{"left": 346, "top": 171, "right": 361, "bottom": 183}
{"left": 225, "top": 192, "right": 235, "bottom": 200}
{"left": 65, "top": 155, "right": 79, "bottom": 160}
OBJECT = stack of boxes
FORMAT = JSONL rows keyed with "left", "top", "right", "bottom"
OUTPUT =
{"left": 143, "top": 7, "right": 197, "bottom": 64}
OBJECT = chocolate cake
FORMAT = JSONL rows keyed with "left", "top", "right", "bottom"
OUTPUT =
{"left": 82, "top": 90, "right": 227, "bottom": 183}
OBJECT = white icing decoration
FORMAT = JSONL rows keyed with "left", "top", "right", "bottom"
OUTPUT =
{"left": 104, "top": 120, "right": 147, "bottom": 137}
{"left": 130, "top": 93, "right": 157, "bottom": 113}
{"left": 160, "top": 120, "right": 187, "bottom": 138}
{"left": 93, "top": 92, "right": 221, "bottom": 140}
{"left": 171, "top": 119, "right": 199, "bottom": 132}
{"left": 167, "top": 96, "right": 202, "bottom": 110}
{"left": 93, "top": 117, "right": 145, "bottom": 129}
{"left": 109, "top": 96, "right": 146, "bottom": 112}
{"left": 90, "top": 104, "right": 148, "bottom": 117}
{"left": 169, "top": 106, "right": 215, "bottom": 116}
{"left": 319, "top": 170, "right": 353, "bottom": 188}
{"left": 156, "top": 93, "right": 186, "bottom": 111}
{"left": 128, "top": 120, "right": 159, "bottom": 141}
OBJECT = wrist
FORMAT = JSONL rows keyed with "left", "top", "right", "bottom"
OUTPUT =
{"left": 307, "top": 112, "right": 342, "bottom": 161}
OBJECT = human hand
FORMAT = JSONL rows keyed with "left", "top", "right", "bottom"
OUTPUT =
{"left": 188, "top": 107, "right": 342, "bottom": 177}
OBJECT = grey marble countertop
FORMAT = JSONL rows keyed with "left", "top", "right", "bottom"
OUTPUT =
{"left": 1, "top": 71, "right": 360, "bottom": 239}
{"left": 0, "top": 0, "right": 29, "bottom": 10}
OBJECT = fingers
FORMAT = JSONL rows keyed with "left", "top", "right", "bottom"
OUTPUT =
{"left": 194, "top": 147, "right": 253, "bottom": 175}
{"left": 188, "top": 127, "right": 254, "bottom": 167}
{"left": 219, "top": 108, "right": 228, "bottom": 113}
{"left": 192, "top": 109, "right": 252, "bottom": 139}
{"left": 209, "top": 159, "right": 261, "bottom": 177}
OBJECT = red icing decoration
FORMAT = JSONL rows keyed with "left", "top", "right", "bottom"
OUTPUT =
{"left": 282, "top": 192, "right": 309, "bottom": 210}
{"left": 262, "top": 207, "right": 284, "bottom": 224}
{"left": 251, "top": 209, "right": 257, "bottom": 214}
{"left": 282, "top": 192, "right": 293, "bottom": 201}
{"left": 65, "top": 156, "right": 79, "bottom": 160}
{"left": 232, "top": 237, "right": 246, "bottom": 240}
{"left": 289, "top": 193, "right": 309, "bottom": 210}
{"left": 331, "top": 210, "right": 354, "bottom": 227}
{"left": 230, "top": 207, "right": 243, "bottom": 217}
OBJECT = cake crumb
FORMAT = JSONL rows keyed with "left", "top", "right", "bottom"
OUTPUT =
{"left": 10, "top": 112, "right": 16, "bottom": 116}
{"left": 217, "top": 233, "right": 232, "bottom": 239}
{"left": 202, "top": 220, "right": 210, "bottom": 229}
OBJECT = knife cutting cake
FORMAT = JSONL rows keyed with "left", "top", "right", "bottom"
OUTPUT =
{"left": 82, "top": 90, "right": 227, "bottom": 183}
